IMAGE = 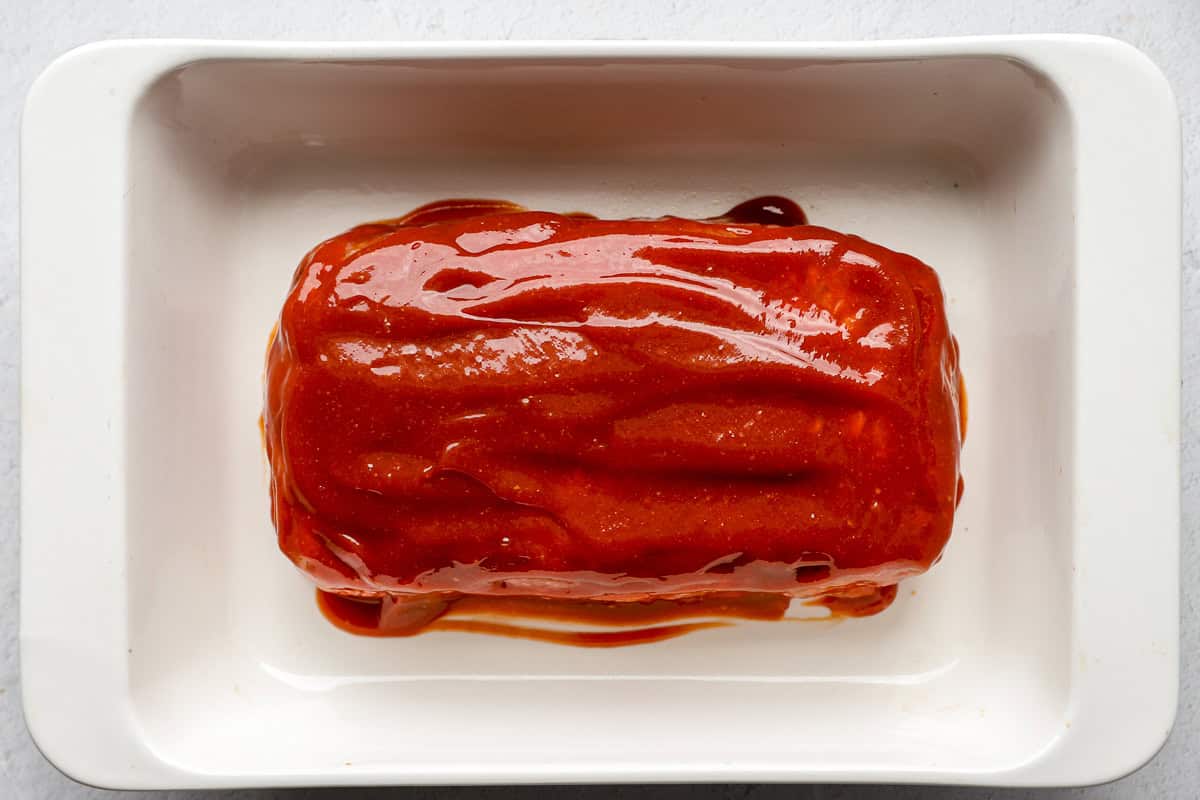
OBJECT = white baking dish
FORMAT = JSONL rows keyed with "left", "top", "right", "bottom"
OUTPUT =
{"left": 20, "top": 37, "right": 1179, "bottom": 788}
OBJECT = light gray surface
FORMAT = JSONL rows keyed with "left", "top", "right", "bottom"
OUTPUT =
{"left": 1, "top": 1, "right": 1196, "bottom": 797}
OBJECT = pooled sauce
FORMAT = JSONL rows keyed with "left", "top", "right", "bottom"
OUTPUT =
{"left": 715, "top": 195, "right": 808, "bottom": 226}
{"left": 812, "top": 584, "right": 899, "bottom": 618}
{"left": 317, "top": 590, "right": 782, "bottom": 646}
{"left": 266, "top": 195, "right": 964, "bottom": 647}
{"left": 316, "top": 584, "right": 898, "bottom": 646}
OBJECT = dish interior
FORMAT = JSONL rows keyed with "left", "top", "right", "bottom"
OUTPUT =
{"left": 125, "top": 55, "right": 1075, "bottom": 776}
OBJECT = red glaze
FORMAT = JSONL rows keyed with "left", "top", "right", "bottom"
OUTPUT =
{"left": 264, "top": 197, "right": 963, "bottom": 640}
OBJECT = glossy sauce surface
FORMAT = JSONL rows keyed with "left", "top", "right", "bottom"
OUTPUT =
{"left": 265, "top": 197, "right": 962, "bottom": 644}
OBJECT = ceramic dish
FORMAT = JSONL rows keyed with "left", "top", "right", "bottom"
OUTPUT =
{"left": 21, "top": 37, "right": 1179, "bottom": 788}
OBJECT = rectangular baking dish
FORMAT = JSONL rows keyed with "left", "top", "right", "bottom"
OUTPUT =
{"left": 21, "top": 37, "right": 1179, "bottom": 788}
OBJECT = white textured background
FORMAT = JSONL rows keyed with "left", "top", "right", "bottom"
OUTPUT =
{"left": 1, "top": 1, "right": 1196, "bottom": 798}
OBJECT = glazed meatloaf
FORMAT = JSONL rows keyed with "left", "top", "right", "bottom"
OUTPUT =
{"left": 263, "top": 197, "right": 964, "bottom": 607}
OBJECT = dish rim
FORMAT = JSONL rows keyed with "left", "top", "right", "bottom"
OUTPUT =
{"left": 20, "top": 35, "right": 1180, "bottom": 789}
